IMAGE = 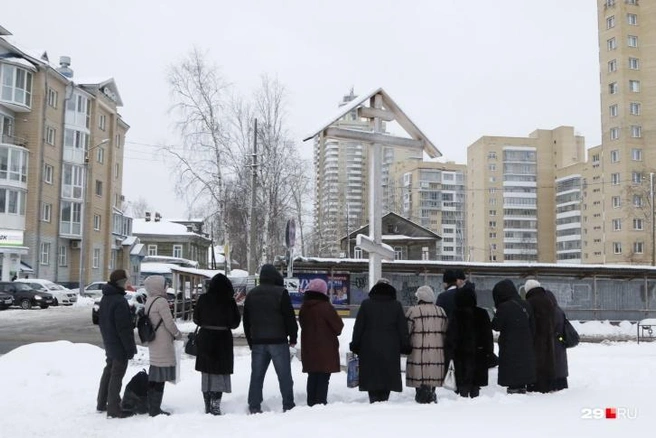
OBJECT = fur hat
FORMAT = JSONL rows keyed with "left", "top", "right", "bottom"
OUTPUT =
{"left": 306, "top": 278, "right": 328, "bottom": 295}
{"left": 524, "top": 279, "right": 541, "bottom": 293}
{"left": 415, "top": 285, "right": 435, "bottom": 303}
{"left": 455, "top": 269, "right": 466, "bottom": 280}
{"left": 443, "top": 269, "right": 458, "bottom": 284}
{"left": 109, "top": 269, "right": 128, "bottom": 287}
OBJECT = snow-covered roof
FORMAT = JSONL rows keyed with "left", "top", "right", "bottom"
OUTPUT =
{"left": 130, "top": 243, "right": 145, "bottom": 256}
{"left": 140, "top": 262, "right": 181, "bottom": 274}
{"left": 121, "top": 236, "right": 137, "bottom": 246}
{"left": 132, "top": 218, "right": 208, "bottom": 239}
{"left": 381, "top": 235, "right": 438, "bottom": 241}
{"left": 0, "top": 56, "right": 37, "bottom": 71}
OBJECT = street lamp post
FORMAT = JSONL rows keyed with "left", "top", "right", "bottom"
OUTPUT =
{"left": 79, "top": 138, "right": 109, "bottom": 294}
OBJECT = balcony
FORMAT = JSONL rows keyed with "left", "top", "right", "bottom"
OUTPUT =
{"left": 1, "top": 134, "right": 27, "bottom": 148}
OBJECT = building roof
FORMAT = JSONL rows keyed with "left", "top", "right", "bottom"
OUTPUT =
{"left": 77, "top": 77, "right": 124, "bottom": 106}
{"left": 132, "top": 218, "right": 210, "bottom": 240}
{"left": 0, "top": 25, "right": 11, "bottom": 36}
{"left": 343, "top": 211, "right": 442, "bottom": 241}
{"left": 303, "top": 87, "right": 441, "bottom": 159}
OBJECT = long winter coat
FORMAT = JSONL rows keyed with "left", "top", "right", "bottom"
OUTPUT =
{"left": 350, "top": 282, "right": 411, "bottom": 393}
{"left": 194, "top": 274, "right": 241, "bottom": 375}
{"left": 525, "top": 286, "right": 556, "bottom": 393}
{"left": 436, "top": 286, "right": 457, "bottom": 320}
{"left": 445, "top": 285, "right": 493, "bottom": 388}
{"left": 98, "top": 282, "right": 137, "bottom": 360}
{"left": 491, "top": 279, "right": 536, "bottom": 388}
{"left": 545, "top": 290, "right": 569, "bottom": 380}
{"left": 405, "top": 302, "right": 447, "bottom": 388}
{"left": 144, "top": 276, "right": 182, "bottom": 367}
{"left": 299, "top": 291, "right": 344, "bottom": 373}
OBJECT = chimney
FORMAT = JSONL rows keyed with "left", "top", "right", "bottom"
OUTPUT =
{"left": 57, "top": 56, "right": 74, "bottom": 78}
{"left": 154, "top": 212, "right": 161, "bottom": 222}
{"left": 145, "top": 212, "right": 151, "bottom": 222}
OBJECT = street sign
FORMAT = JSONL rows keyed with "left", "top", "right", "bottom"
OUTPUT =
{"left": 285, "top": 218, "right": 296, "bottom": 248}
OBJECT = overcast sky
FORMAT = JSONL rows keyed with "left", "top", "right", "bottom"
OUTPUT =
{"left": 4, "top": 0, "right": 601, "bottom": 218}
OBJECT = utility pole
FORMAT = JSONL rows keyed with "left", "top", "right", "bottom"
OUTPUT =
{"left": 247, "top": 119, "right": 258, "bottom": 275}
{"left": 651, "top": 172, "right": 655, "bottom": 266}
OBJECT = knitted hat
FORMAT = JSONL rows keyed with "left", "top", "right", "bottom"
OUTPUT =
{"left": 415, "top": 285, "right": 436, "bottom": 303}
{"left": 306, "top": 278, "right": 328, "bottom": 295}
{"left": 524, "top": 279, "right": 541, "bottom": 293}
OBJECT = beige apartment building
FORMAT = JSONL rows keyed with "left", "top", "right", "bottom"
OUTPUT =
{"left": 467, "top": 127, "right": 585, "bottom": 263}
{"left": 389, "top": 160, "right": 467, "bottom": 261}
{"left": 586, "top": 0, "right": 656, "bottom": 264}
{"left": 0, "top": 27, "right": 133, "bottom": 284}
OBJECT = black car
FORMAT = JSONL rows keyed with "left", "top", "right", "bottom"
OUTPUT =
{"left": 0, "top": 291, "right": 13, "bottom": 310}
{"left": 0, "top": 282, "right": 55, "bottom": 309}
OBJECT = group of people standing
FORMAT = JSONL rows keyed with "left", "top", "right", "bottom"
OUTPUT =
{"left": 95, "top": 265, "right": 570, "bottom": 418}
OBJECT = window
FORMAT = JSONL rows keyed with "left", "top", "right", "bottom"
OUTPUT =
{"left": 58, "top": 245, "right": 67, "bottom": 267}
{"left": 39, "top": 242, "right": 50, "bottom": 265}
{"left": 630, "top": 102, "right": 641, "bottom": 115}
{"left": 627, "top": 13, "right": 638, "bottom": 25}
{"left": 43, "top": 163, "right": 53, "bottom": 184}
{"left": 611, "top": 173, "right": 620, "bottom": 185}
{"left": 0, "top": 146, "right": 28, "bottom": 183}
{"left": 613, "top": 242, "right": 622, "bottom": 254}
{"left": 47, "top": 88, "right": 58, "bottom": 108}
{"left": 626, "top": 0, "right": 637, "bottom": 4}
{"left": 0, "top": 64, "right": 33, "bottom": 107}
{"left": 173, "top": 245, "right": 183, "bottom": 258}
{"left": 114, "top": 163, "right": 120, "bottom": 179}
{"left": 354, "top": 247, "right": 362, "bottom": 259}
{"left": 489, "top": 232, "right": 496, "bottom": 238}
{"left": 634, "top": 242, "right": 644, "bottom": 254}
{"left": 0, "top": 188, "right": 26, "bottom": 214}
{"left": 61, "top": 164, "right": 84, "bottom": 199}
{"left": 608, "top": 59, "right": 617, "bottom": 72}
{"left": 609, "top": 104, "right": 618, "bottom": 117}
{"left": 610, "top": 127, "right": 620, "bottom": 140}
{"left": 632, "top": 171, "right": 642, "bottom": 184}
{"left": 46, "top": 126, "right": 56, "bottom": 145}
{"left": 612, "top": 196, "right": 621, "bottom": 208}
{"left": 148, "top": 245, "right": 157, "bottom": 256}
{"left": 605, "top": 0, "right": 615, "bottom": 7}
{"left": 629, "top": 80, "right": 640, "bottom": 92}
{"left": 632, "top": 148, "right": 642, "bottom": 161}
{"left": 488, "top": 164, "right": 496, "bottom": 171}
{"left": 634, "top": 195, "right": 643, "bottom": 207}
{"left": 115, "top": 134, "right": 121, "bottom": 148}
{"left": 92, "top": 248, "right": 100, "bottom": 269}
{"left": 489, "top": 210, "right": 497, "bottom": 216}
{"left": 610, "top": 150, "right": 620, "bottom": 163}
{"left": 633, "top": 219, "right": 644, "bottom": 230}
{"left": 628, "top": 35, "right": 638, "bottom": 47}
{"left": 609, "top": 82, "right": 618, "bottom": 94}
{"left": 41, "top": 202, "right": 51, "bottom": 222}
{"left": 612, "top": 218, "right": 621, "bottom": 231}
{"left": 631, "top": 125, "right": 642, "bottom": 138}
{"left": 93, "top": 214, "right": 101, "bottom": 231}
{"left": 607, "top": 37, "right": 617, "bottom": 50}
{"left": 629, "top": 57, "right": 639, "bottom": 69}
{"left": 489, "top": 221, "right": 497, "bottom": 228}
{"left": 606, "top": 15, "right": 615, "bottom": 29}
{"left": 98, "top": 114, "right": 106, "bottom": 131}
{"left": 488, "top": 152, "right": 497, "bottom": 160}
{"left": 60, "top": 201, "right": 82, "bottom": 236}
{"left": 95, "top": 180, "right": 103, "bottom": 197}
{"left": 97, "top": 147, "right": 104, "bottom": 164}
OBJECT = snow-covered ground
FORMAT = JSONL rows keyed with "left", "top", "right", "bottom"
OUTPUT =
{"left": 0, "top": 318, "right": 655, "bottom": 437}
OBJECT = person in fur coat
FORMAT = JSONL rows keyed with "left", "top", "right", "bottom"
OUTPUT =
{"left": 523, "top": 279, "right": 556, "bottom": 394}
{"left": 405, "top": 285, "right": 448, "bottom": 403}
{"left": 544, "top": 289, "right": 569, "bottom": 391}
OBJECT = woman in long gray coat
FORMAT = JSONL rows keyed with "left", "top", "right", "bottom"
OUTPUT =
{"left": 144, "top": 275, "right": 182, "bottom": 416}
{"left": 405, "top": 285, "right": 447, "bottom": 403}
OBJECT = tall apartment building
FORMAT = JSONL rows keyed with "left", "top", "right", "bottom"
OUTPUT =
{"left": 586, "top": 0, "right": 654, "bottom": 264}
{"left": 467, "top": 127, "right": 585, "bottom": 263}
{"left": 313, "top": 90, "right": 420, "bottom": 257}
{"left": 390, "top": 160, "right": 467, "bottom": 261}
{"left": 0, "top": 28, "right": 131, "bottom": 283}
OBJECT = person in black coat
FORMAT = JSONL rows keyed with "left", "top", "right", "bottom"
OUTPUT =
{"left": 194, "top": 273, "right": 241, "bottom": 415}
{"left": 350, "top": 280, "right": 411, "bottom": 403}
{"left": 436, "top": 270, "right": 458, "bottom": 320}
{"left": 491, "top": 279, "right": 536, "bottom": 394}
{"left": 545, "top": 289, "right": 569, "bottom": 391}
{"left": 523, "top": 280, "right": 556, "bottom": 394}
{"left": 96, "top": 269, "right": 137, "bottom": 418}
{"left": 445, "top": 283, "right": 493, "bottom": 398}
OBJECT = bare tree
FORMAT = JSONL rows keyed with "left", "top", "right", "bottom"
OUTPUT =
{"left": 128, "top": 197, "right": 152, "bottom": 219}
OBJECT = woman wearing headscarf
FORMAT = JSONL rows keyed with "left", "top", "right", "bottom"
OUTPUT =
{"left": 193, "top": 273, "right": 241, "bottom": 415}
{"left": 298, "top": 278, "right": 344, "bottom": 406}
{"left": 143, "top": 275, "right": 182, "bottom": 416}
{"left": 491, "top": 279, "right": 536, "bottom": 394}
{"left": 405, "top": 285, "right": 447, "bottom": 403}
{"left": 544, "top": 289, "right": 569, "bottom": 391}
{"left": 445, "top": 283, "right": 493, "bottom": 398}
{"left": 350, "top": 280, "right": 411, "bottom": 403}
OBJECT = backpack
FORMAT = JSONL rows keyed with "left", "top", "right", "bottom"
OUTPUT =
{"left": 121, "top": 369, "right": 149, "bottom": 414}
{"left": 137, "top": 297, "right": 163, "bottom": 343}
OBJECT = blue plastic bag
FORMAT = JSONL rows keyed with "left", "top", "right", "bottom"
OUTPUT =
{"left": 346, "top": 352, "right": 359, "bottom": 388}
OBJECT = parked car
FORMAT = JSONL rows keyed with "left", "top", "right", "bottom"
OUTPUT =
{"left": 0, "top": 291, "right": 13, "bottom": 310}
{"left": 92, "top": 290, "right": 147, "bottom": 326}
{"left": 14, "top": 279, "right": 78, "bottom": 305}
{"left": 76, "top": 281, "right": 106, "bottom": 299}
{"left": 0, "top": 282, "right": 55, "bottom": 309}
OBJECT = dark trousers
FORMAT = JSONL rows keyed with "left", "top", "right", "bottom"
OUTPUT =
{"left": 97, "top": 357, "right": 128, "bottom": 413}
{"left": 248, "top": 344, "right": 295, "bottom": 411}
{"left": 368, "top": 390, "right": 390, "bottom": 403}
{"left": 306, "top": 372, "right": 330, "bottom": 406}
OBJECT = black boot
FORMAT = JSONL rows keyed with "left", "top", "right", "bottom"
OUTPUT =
{"left": 148, "top": 387, "right": 170, "bottom": 417}
{"left": 209, "top": 392, "right": 222, "bottom": 416}
{"left": 203, "top": 392, "right": 211, "bottom": 414}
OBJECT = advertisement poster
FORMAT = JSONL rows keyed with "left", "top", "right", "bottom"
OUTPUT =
{"left": 294, "top": 273, "right": 350, "bottom": 308}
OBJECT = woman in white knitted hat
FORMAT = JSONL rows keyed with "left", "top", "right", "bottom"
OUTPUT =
{"left": 405, "top": 285, "right": 448, "bottom": 403}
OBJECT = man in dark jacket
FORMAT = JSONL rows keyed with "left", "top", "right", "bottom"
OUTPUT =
{"left": 436, "top": 270, "right": 458, "bottom": 320}
{"left": 96, "top": 269, "right": 137, "bottom": 418}
{"left": 243, "top": 264, "right": 298, "bottom": 413}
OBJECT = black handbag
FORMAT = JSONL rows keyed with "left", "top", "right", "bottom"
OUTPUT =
{"left": 185, "top": 326, "right": 199, "bottom": 356}
{"left": 557, "top": 317, "right": 580, "bottom": 348}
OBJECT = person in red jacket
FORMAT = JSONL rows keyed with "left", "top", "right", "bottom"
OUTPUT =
{"left": 299, "top": 278, "right": 344, "bottom": 406}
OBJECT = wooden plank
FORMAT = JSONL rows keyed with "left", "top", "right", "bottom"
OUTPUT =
{"left": 324, "top": 127, "right": 424, "bottom": 150}
{"left": 357, "top": 106, "right": 395, "bottom": 122}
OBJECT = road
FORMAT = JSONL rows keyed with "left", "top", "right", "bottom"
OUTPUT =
{"left": 0, "top": 305, "right": 248, "bottom": 355}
